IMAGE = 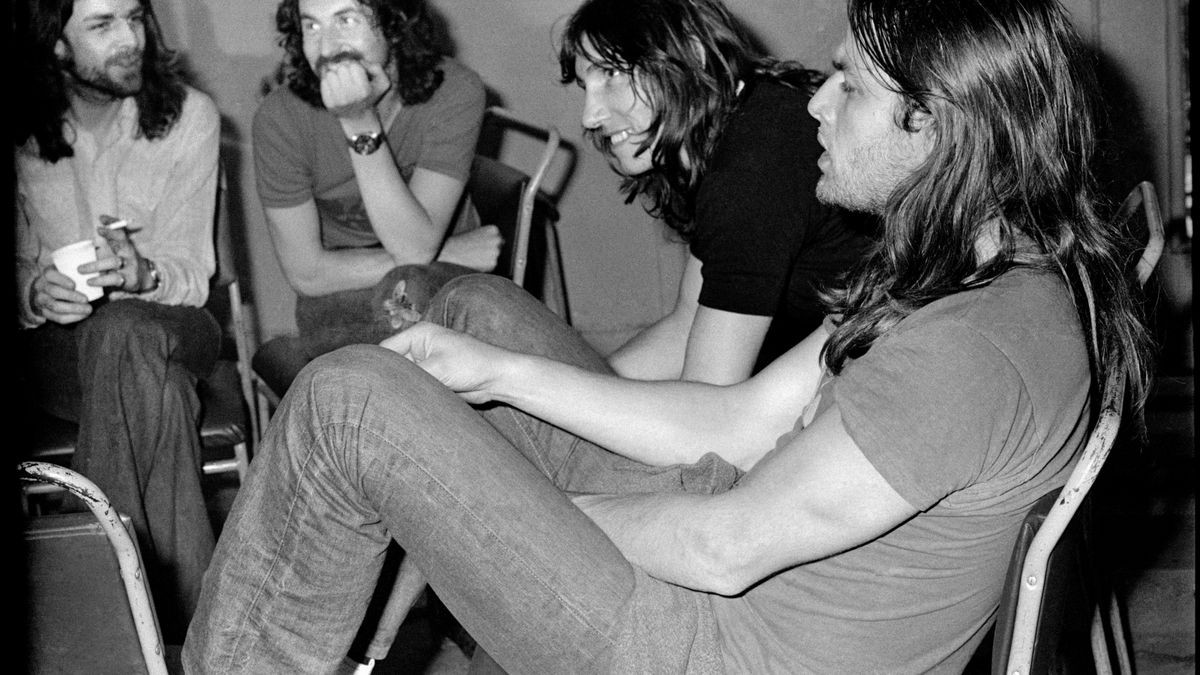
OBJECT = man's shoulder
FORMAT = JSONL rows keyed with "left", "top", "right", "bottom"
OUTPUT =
{"left": 718, "top": 76, "right": 818, "bottom": 160}
{"left": 887, "top": 269, "right": 1086, "bottom": 374}
{"left": 438, "top": 58, "right": 485, "bottom": 92}
{"left": 255, "top": 85, "right": 309, "bottom": 120}
{"left": 425, "top": 58, "right": 486, "bottom": 108}
{"left": 178, "top": 86, "right": 220, "bottom": 129}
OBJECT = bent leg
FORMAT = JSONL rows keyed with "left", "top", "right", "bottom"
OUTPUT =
{"left": 185, "top": 346, "right": 720, "bottom": 673}
{"left": 72, "top": 299, "right": 220, "bottom": 640}
{"left": 426, "top": 274, "right": 741, "bottom": 495}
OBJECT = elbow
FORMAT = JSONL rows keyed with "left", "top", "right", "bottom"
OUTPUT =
{"left": 285, "top": 267, "right": 336, "bottom": 297}
{"left": 288, "top": 274, "right": 324, "bottom": 297}
{"left": 691, "top": 522, "right": 760, "bottom": 596}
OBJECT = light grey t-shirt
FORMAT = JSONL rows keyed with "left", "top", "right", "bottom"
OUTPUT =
{"left": 712, "top": 268, "right": 1092, "bottom": 674}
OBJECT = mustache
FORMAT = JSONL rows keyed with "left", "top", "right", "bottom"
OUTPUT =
{"left": 101, "top": 46, "right": 143, "bottom": 69}
{"left": 314, "top": 50, "right": 365, "bottom": 74}
{"left": 583, "top": 127, "right": 613, "bottom": 156}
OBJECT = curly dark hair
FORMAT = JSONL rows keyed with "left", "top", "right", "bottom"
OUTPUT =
{"left": 13, "top": 0, "right": 188, "bottom": 163}
{"left": 273, "top": 0, "right": 444, "bottom": 108}
{"left": 558, "top": 0, "right": 824, "bottom": 240}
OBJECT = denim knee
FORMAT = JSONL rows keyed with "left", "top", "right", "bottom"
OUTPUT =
{"left": 426, "top": 273, "right": 526, "bottom": 328}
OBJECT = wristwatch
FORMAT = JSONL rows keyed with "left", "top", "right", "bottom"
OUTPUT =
{"left": 347, "top": 131, "right": 385, "bottom": 156}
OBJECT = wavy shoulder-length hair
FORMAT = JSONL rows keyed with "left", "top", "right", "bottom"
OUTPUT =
{"left": 13, "top": 0, "right": 188, "bottom": 163}
{"left": 821, "top": 0, "right": 1152, "bottom": 408}
{"left": 557, "top": 0, "right": 824, "bottom": 240}
{"left": 273, "top": 0, "right": 444, "bottom": 108}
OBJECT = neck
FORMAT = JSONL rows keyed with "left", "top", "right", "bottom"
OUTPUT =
{"left": 66, "top": 80, "right": 128, "bottom": 135}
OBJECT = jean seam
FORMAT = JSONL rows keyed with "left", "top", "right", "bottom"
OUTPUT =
{"left": 350, "top": 419, "right": 620, "bottom": 649}
{"left": 218, "top": 420, "right": 324, "bottom": 672}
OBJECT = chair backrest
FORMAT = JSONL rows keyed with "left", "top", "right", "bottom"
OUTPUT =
{"left": 19, "top": 461, "right": 168, "bottom": 675}
{"left": 467, "top": 107, "right": 569, "bottom": 319}
{"left": 1116, "top": 180, "right": 1165, "bottom": 287}
{"left": 992, "top": 357, "right": 1127, "bottom": 674}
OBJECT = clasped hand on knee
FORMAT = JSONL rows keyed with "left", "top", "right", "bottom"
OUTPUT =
{"left": 380, "top": 322, "right": 516, "bottom": 404}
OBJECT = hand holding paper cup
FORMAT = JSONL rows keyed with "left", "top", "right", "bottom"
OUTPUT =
{"left": 51, "top": 239, "right": 104, "bottom": 301}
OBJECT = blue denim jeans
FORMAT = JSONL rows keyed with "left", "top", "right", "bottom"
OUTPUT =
{"left": 184, "top": 275, "right": 738, "bottom": 673}
{"left": 20, "top": 298, "right": 220, "bottom": 642}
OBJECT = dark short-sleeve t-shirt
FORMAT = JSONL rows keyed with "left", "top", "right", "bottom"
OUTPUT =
{"left": 689, "top": 77, "right": 873, "bottom": 369}
{"left": 253, "top": 58, "right": 486, "bottom": 250}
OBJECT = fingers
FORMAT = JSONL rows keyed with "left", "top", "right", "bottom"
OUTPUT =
{"left": 379, "top": 321, "right": 436, "bottom": 360}
{"left": 31, "top": 272, "right": 92, "bottom": 324}
{"left": 81, "top": 249, "right": 137, "bottom": 291}
{"left": 320, "top": 60, "right": 384, "bottom": 116}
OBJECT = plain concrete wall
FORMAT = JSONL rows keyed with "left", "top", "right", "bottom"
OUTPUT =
{"left": 150, "top": 0, "right": 1189, "bottom": 353}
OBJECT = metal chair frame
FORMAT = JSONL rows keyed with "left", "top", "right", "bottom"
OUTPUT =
{"left": 19, "top": 461, "right": 169, "bottom": 675}
{"left": 995, "top": 180, "right": 1163, "bottom": 674}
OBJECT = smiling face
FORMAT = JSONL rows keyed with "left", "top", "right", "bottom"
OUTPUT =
{"left": 298, "top": 0, "right": 390, "bottom": 80}
{"left": 56, "top": 0, "right": 147, "bottom": 99}
{"left": 572, "top": 37, "right": 658, "bottom": 177}
{"left": 807, "top": 31, "right": 933, "bottom": 214}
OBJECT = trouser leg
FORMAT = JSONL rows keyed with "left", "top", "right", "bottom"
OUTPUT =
{"left": 71, "top": 299, "right": 220, "bottom": 639}
{"left": 426, "top": 274, "right": 740, "bottom": 495}
{"left": 424, "top": 275, "right": 738, "bottom": 673}
{"left": 184, "top": 346, "right": 722, "bottom": 674}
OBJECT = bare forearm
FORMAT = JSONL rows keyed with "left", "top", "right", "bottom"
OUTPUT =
{"left": 494, "top": 352, "right": 770, "bottom": 468}
{"left": 286, "top": 247, "right": 400, "bottom": 296}
{"left": 607, "top": 314, "right": 688, "bottom": 381}
{"left": 351, "top": 153, "right": 443, "bottom": 263}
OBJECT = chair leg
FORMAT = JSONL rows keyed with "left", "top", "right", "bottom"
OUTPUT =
{"left": 1092, "top": 604, "right": 1116, "bottom": 675}
{"left": 361, "top": 557, "right": 429, "bottom": 665}
{"left": 232, "top": 440, "right": 250, "bottom": 482}
{"left": 255, "top": 389, "right": 274, "bottom": 440}
{"left": 1107, "top": 591, "right": 1134, "bottom": 675}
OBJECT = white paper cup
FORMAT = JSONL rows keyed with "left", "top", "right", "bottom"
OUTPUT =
{"left": 51, "top": 239, "right": 103, "bottom": 301}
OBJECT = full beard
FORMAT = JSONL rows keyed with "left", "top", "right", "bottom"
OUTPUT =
{"left": 62, "top": 51, "right": 145, "bottom": 100}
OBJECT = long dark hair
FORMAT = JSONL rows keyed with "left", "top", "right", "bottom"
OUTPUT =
{"left": 273, "top": 0, "right": 444, "bottom": 108}
{"left": 821, "top": 0, "right": 1152, "bottom": 408}
{"left": 13, "top": 0, "right": 188, "bottom": 163}
{"left": 558, "top": 0, "right": 824, "bottom": 239}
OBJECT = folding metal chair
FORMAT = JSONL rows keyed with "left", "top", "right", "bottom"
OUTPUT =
{"left": 20, "top": 461, "right": 168, "bottom": 675}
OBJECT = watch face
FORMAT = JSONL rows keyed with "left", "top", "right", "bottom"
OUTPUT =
{"left": 350, "top": 133, "right": 383, "bottom": 155}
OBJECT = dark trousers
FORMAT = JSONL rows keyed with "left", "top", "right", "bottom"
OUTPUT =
{"left": 20, "top": 298, "right": 220, "bottom": 642}
{"left": 253, "top": 262, "right": 476, "bottom": 397}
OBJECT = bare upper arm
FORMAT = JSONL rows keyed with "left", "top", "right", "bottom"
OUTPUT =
{"left": 407, "top": 166, "right": 468, "bottom": 234}
{"left": 264, "top": 201, "right": 324, "bottom": 289}
{"left": 711, "top": 400, "right": 917, "bottom": 592}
